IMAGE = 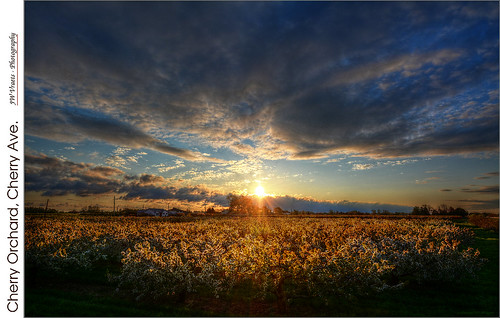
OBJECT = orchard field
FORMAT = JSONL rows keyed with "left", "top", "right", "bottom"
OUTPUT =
{"left": 26, "top": 214, "right": 499, "bottom": 316}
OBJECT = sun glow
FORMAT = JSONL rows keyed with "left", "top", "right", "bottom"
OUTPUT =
{"left": 255, "top": 185, "right": 266, "bottom": 197}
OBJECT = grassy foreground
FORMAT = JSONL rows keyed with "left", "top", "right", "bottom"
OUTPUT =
{"left": 26, "top": 218, "right": 499, "bottom": 317}
{"left": 347, "top": 221, "right": 499, "bottom": 317}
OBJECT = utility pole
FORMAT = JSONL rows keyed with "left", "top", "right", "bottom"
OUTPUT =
{"left": 113, "top": 196, "right": 116, "bottom": 215}
{"left": 44, "top": 199, "right": 49, "bottom": 218}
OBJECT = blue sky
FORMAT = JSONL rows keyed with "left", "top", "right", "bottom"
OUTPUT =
{"left": 25, "top": 1, "right": 498, "bottom": 213}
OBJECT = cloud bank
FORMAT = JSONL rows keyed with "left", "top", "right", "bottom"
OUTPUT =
{"left": 25, "top": 153, "right": 227, "bottom": 206}
{"left": 258, "top": 195, "right": 412, "bottom": 213}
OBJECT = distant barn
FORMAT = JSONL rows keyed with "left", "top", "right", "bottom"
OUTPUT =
{"left": 137, "top": 208, "right": 182, "bottom": 217}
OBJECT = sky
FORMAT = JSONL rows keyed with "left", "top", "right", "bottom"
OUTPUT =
{"left": 25, "top": 1, "right": 499, "bottom": 213}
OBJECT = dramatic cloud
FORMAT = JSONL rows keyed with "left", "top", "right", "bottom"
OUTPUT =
{"left": 25, "top": 2, "right": 499, "bottom": 161}
{"left": 26, "top": 153, "right": 122, "bottom": 197}
{"left": 121, "top": 177, "right": 227, "bottom": 206}
{"left": 25, "top": 103, "right": 221, "bottom": 162}
{"left": 26, "top": 153, "right": 226, "bottom": 205}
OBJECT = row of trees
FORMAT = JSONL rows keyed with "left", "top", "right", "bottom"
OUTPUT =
{"left": 226, "top": 194, "right": 273, "bottom": 214}
{"left": 226, "top": 194, "right": 372, "bottom": 215}
{"left": 411, "top": 204, "right": 468, "bottom": 216}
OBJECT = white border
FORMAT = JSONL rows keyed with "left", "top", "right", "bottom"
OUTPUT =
{"left": 1, "top": 0, "right": 24, "bottom": 317}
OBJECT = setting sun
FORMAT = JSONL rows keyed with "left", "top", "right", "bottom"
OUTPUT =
{"left": 255, "top": 185, "right": 266, "bottom": 197}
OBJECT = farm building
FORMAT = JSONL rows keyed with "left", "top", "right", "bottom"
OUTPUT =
{"left": 137, "top": 208, "right": 183, "bottom": 217}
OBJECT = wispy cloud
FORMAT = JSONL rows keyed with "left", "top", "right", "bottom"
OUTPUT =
{"left": 349, "top": 159, "right": 418, "bottom": 171}
{"left": 453, "top": 199, "right": 499, "bottom": 211}
{"left": 327, "top": 49, "right": 464, "bottom": 87}
{"left": 460, "top": 185, "right": 499, "bottom": 194}
{"left": 352, "top": 163, "right": 375, "bottom": 171}
{"left": 323, "top": 158, "right": 344, "bottom": 164}
{"left": 474, "top": 171, "right": 499, "bottom": 180}
{"left": 154, "top": 160, "right": 186, "bottom": 173}
{"left": 416, "top": 177, "right": 441, "bottom": 184}
{"left": 105, "top": 155, "right": 129, "bottom": 170}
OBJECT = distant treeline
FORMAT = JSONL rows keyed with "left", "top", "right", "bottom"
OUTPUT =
{"left": 25, "top": 205, "right": 198, "bottom": 216}
{"left": 25, "top": 198, "right": 473, "bottom": 217}
{"left": 25, "top": 206, "right": 59, "bottom": 214}
{"left": 410, "top": 204, "right": 468, "bottom": 216}
{"left": 25, "top": 205, "right": 140, "bottom": 216}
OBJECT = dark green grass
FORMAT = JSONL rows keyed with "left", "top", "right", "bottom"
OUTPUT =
{"left": 26, "top": 288, "right": 213, "bottom": 317}
{"left": 27, "top": 288, "right": 164, "bottom": 317}
{"left": 341, "top": 222, "right": 499, "bottom": 317}
{"left": 25, "top": 221, "right": 499, "bottom": 317}
{"left": 283, "top": 222, "right": 499, "bottom": 317}
{"left": 25, "top": 264, "right": 212, "bottom": 317}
